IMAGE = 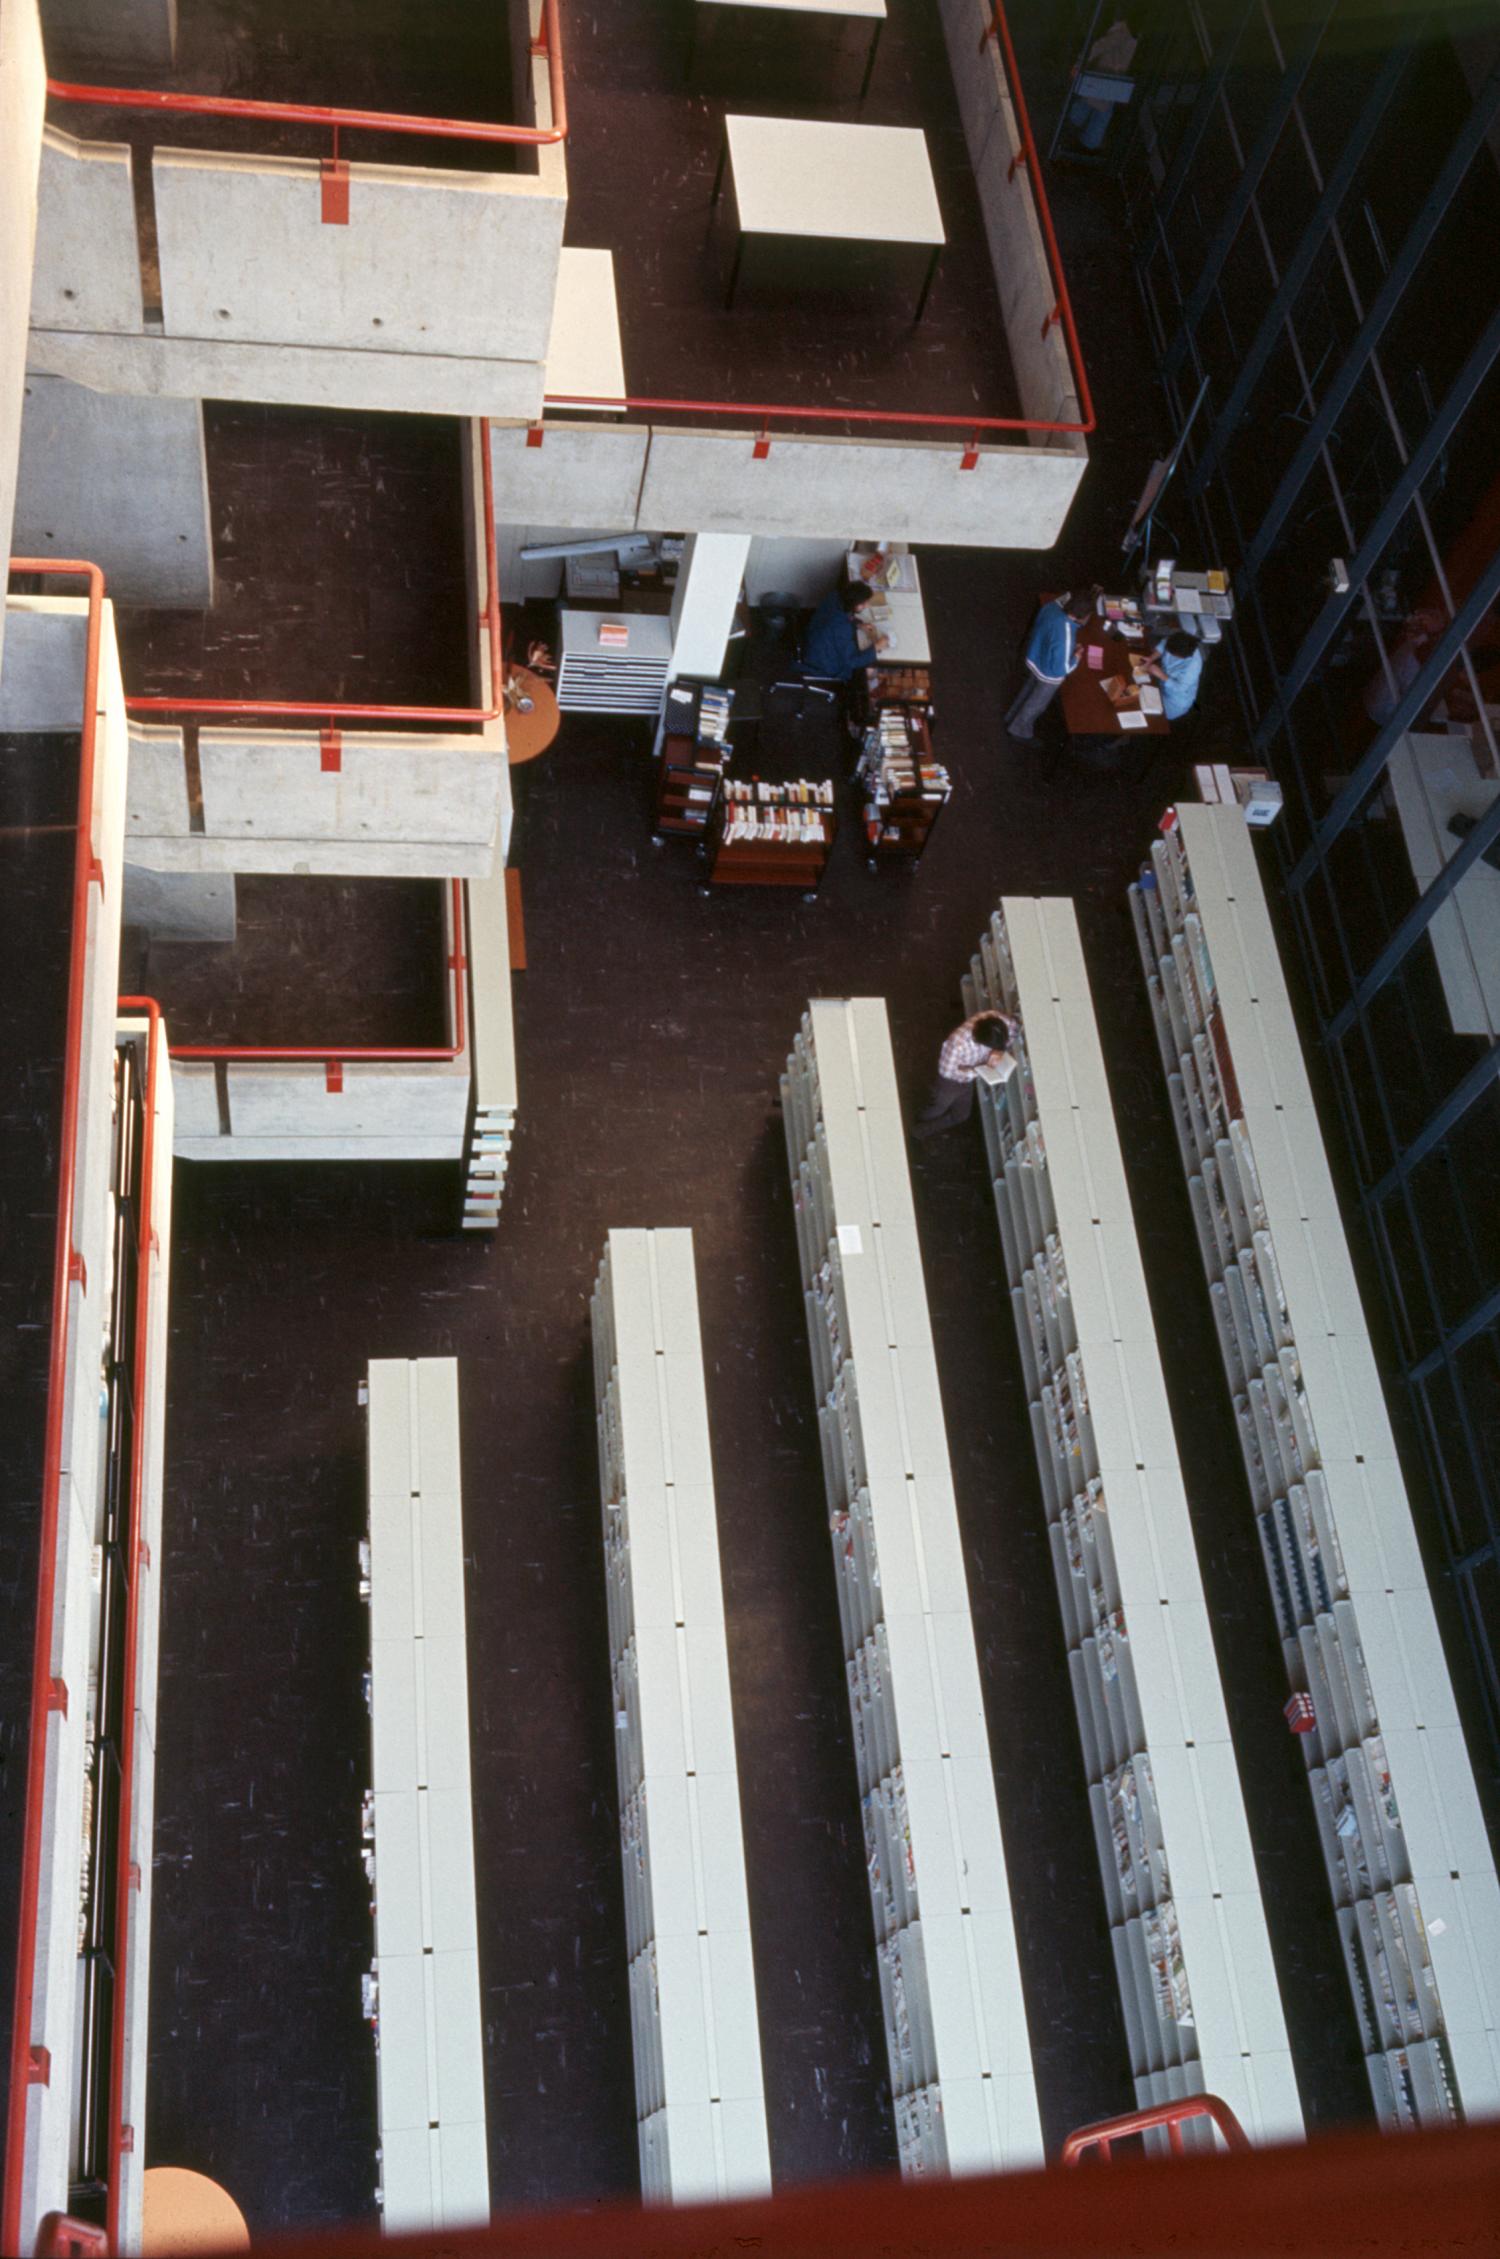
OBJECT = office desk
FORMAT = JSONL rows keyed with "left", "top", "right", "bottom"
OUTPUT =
{"left": 712, "top": 115, "right": 943, "bottom": 317}
{"left": 850, "top": 545, "right": 930, "bottom": 666}
{"left": 1050, "top": 605, "right": 1170, "bottom": 739}
{"left": 544, "top": 247, "right": 626, "bottom": 415}
{"left": 1388, "top": 731, "right": 1500, "bottom": 1037}
{"left": 691, "top": 0, "right": 886, "bottom": 101}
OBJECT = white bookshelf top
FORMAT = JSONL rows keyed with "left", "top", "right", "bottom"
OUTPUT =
{"left": 465, "top": 870, "right": 518, "bottom": 1117}
{"left": 977, "top": 898, "right": 1302, "bottom": 2142}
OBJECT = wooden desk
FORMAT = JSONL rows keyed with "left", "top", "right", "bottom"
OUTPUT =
{"left": 142, "top": 2168, "right": 250, "bottom": 2254}
{"left": 691, "top": 0, "right": 886, "bottom": 102}
{"left": 712, "top": 115, "right": 943, "bottom": 317}
{"left": 504, "top": 668, "right": 561, "bottom": 764}
{"left": 1052, "top": 610, "right": 1170, "bottom": 739}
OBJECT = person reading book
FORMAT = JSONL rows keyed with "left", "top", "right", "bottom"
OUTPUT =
{"left": 803, "top": 579, "right": 890, "bottom": 683}
{"left": 913, "top": 1011, "right": 1018, "bottom": 1140}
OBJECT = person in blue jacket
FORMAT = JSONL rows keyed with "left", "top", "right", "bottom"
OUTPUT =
{"left": 1144, "top": 629, "right": 1205, "bottom": 721}
{"left": 803, "top": 579, "right": 888, "bottom": 683}
{"left": 1005, "top": 589, "right": 1096, "bottom": 740}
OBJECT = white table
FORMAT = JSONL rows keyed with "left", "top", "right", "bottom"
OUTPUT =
{"left": 712, "top": 115, "right": 944, "bottom": 317}
{"left": 848, "top": 543, "right": 930, "bottom": 666}
{"left": 1387, "top": 731, "right": 1500, "bottom": 1037}
{"left": 691, "top": 0, "right": 886, "bottom": 103}
{"left": 544, "top": 247, "right": 626, "bottom": 415}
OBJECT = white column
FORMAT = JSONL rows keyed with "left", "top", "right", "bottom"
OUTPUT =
{"left": 668, "top": 531, "right": 751, "bottom": 682}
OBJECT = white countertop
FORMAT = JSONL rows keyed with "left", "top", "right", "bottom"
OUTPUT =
{"left": 702, "top": 0, "right": 884, "bottom": 14}
{"left": 726, "top": 115, "right": 943, "bottom": 245}
{"left": 544, "top": 247, "right": 626, "bottom": 414}
{"left": 850, "top": 545, "right": 930, "bottom": 665}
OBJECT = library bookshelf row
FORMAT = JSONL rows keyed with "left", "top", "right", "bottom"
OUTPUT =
{"left": 591, "top": 1229, "right": 772, "bottom": 2202}
{"left": 963, "top": 900, "right": 1301, "bottom": 2142}
{"left": 462, "top": 870, "right": 518, "bottom": 1229}
{"left": 1129, "top": 802, "right": 1500, "bottom": 2130}
{"left": 361, "top": 1359, "right": 489, "bottom": 2233}
{"left": 781, "top": 999, "right": 1044, "bottom": 2178}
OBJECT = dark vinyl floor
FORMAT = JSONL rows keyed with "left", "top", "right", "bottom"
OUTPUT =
{"left": 114, "top": 404, "right": 471, "bottom": 711}
{"left": 0, "top": 733, "right": 81, "bottom": 2159}
{"left": 130, "top": 32, "right": 1377, "bottom": 2236}
{"left": 119, "top": 877, "right": 449, "bottom": 1050}
{"left": 561, "top": 0, "right": 1022, "bottom": 428}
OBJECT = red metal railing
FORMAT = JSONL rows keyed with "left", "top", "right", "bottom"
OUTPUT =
{"left": 1060, "top": 2095, "right": 1253, "bottom": 2165}
{"left": 165, "top": 875, "right": 468, "bottom": 1071}
{"left": 541, "top": 2, "right": 1093, "bottom": 452}
{"left": 47, "top": 0, "right": 565, "bottom": 151}
{"left": 2, "top": 559, "right": 109, "bottom": 2259}
{"left": 104, "top": 1001, "right": 165, "bottom": 2253}
{"left": 126, "top": 420, "right": 503, "bottom": 730}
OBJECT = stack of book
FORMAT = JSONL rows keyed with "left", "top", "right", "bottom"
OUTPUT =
{"left": 856, "top": 709, "right": 950, "bottom": 863}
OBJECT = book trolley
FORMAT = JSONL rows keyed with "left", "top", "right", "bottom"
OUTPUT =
{"left": 1129, "top": 804, "right": 1500, "bottom": 2128}
{"left": 781, "top": 1000, "right": 1043, "bottom": 2176}
{"left": 361, "top": 1359, "right": 489, "bottom": 2232}
{"left": 591, "top": 1229, "right": 772, "bottom": 2202}
{"left": 964, "top": 900, "right": 1302, "bottom": 2141}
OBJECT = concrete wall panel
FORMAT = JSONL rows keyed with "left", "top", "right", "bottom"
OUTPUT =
{"left": 0, "top": 597, "right": 87, "bottom": 728}
{"left": 225, "top": 1059, "right": 469, "bottom": 1146}
{"left": 123, "top": 863, "right": 237, "bottom": 941}
{"left": 123, "top": 832, "right": 496, "bottom": 879}
{"left": 30, "top": 126, "right": 144, "bottom": 334}
{"left": 489, "top": 421, "right": 650, "bottom": 529}
{"left": 28, "top": 322, "right": 548, "bottom": 419}
{"left": 196, "top": 728, "right": 502, "bottom": 863}
{"left": 125, "top": 721, "right": 192, "bottom": 837}
{"left": 1, "top": 0, "right": 47, "bottom": 683}
{"left": 169, "top": 1059, "right": 220, "bottom": 1140}
{"left": 15, "top": 375, "right": 213, "bottom": 605}
{"left": 638, "top": 427, "right": 1087, "bottom": 550}
{"left": 154, "top": 150, "right": 565, "bottom": 362}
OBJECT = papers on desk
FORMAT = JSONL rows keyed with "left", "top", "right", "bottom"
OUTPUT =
{"left": 1118, "top": 710, "right": 1149, "bottom": 730}
{"left": 1138, "top": 685, "right": 1164, "bottom": 715}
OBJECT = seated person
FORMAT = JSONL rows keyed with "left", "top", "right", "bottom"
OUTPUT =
{"left": 1145, "top": 629, "right": 1205, "bottom": 721}
{"left": 803, "top": 579, "right": 889, "bottom": 682}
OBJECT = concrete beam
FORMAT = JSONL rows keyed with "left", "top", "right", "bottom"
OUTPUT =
{"left": 122, "top": 862, "right": 236, "bottom": 941}
{"left": 15, "top": 373, "right": 212, "bottom": 606}
{"left": 29, "top": 125, "right": 144, "bottom": 336}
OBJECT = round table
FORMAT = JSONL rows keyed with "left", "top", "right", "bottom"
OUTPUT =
{"left": 504, "top": 668, "right": 561, "bottom": 765}
{"left": 142, "top": 2167, "right": 250, "bottom": 2254}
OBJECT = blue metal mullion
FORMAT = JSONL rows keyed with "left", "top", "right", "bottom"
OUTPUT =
{"left": 1366, "top": 1046, "right": 1500, "bottom": 1210}
{"left": 1150, "top": 0, "right": 1257, "bottom": 231}
{"left": 1290, "top": 549, "right": 1500, "bottom": 885}
{"left": 1161, "top": 0, "right": 1338, "bottom": 384}
{"left": 1253, "top": 300, "right": 1500, "bottom": 754}
{"left": 1408, "top": 1284, "right": 1500, "bottom": 1385}
{"left": 1327, "top": 783, "right": 1500, "bottom": 1042}
{"left": 1241, "top": 58, "right": 1500, "bottom": 586}
{"left": 1188, "top": 32, "right": 1421, "bottom": 496}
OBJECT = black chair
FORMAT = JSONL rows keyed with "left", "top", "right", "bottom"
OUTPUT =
{"left": 758, "top": 594, "right": 842, "bottom": 716}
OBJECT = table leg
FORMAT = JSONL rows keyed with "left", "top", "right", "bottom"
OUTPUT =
{"left": 914, "top": 245, "right": 941, "bottom": 324}
{"left": 725, "top": 233, "right": 745, "bottom": 311}
{"left": 710, "top": 128, "right": 728, "bottom": 208}
{"left": 860, "top": 21, "right": 882, "bottom": 105}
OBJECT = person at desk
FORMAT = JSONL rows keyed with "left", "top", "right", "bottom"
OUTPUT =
{"left": 803, "top": 580, "right": 889, "bottom": 683}
{"left": 1005, "top": 588, "right": 1095, "bottom": 740}
{"left": 1143, "top": 629, "right": 1205, "bottom": 722}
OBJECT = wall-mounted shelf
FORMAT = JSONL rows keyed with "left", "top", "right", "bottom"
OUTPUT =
{"left": 462, "top": 870, "right": 518, "bottom": 1230}
{"left": 1129, "top": 803, "right": 1500, "bottom": 2130}
{"left": 964, "top": 899, "right": 1302, "bottom": 2142}
{"left": 591, "top": 1229, "right": 772, "bottom": 2203}
{"left": 781, "top": 999, "right": 1043, "bottom": 2178}
{"left": 363, "top": 1359, "right": 488, "bottom": 2232}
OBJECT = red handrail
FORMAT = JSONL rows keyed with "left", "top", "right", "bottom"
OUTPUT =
{"left": 1061, "top": 2095, "right": 1253, "bottom": 2165}
{"left": 2, "top": 558, "right": 108, "bottom": 2259}
{"left": 166, "top": 875, "right": 468, "bottom": 1066}
{"left": 47, "top": 0, "right": 566, "bottom": 147}
{"left": 126, "top": 420, "right": 504, "bottom": 729}
{"left": 104, "top": 1001, "right": 165, "bottom": 2253}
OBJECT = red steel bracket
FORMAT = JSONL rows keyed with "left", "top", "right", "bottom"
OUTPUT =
{"left": 753, "top": 428, "right": 772, "bottom": 460}
{"left": 68, "top": 1249, "right": 87, "bottom": 1292}
{"left": 320, "top": 727, "right": 342, "bottom": 773}
{"left": 28, "top": 2046, "right": 51, "bottom": 2086}
{"left": 526, "top": 424, "right": 546, "bottom": 448}
{"left": 47, "top": 1678, "right": 68, "bottom": 1718}
{"left": 320, "top": 158, "right": 350, "bottom": 224}
{"left": 961, "top": 433, "right": 982, "bottom": 471}
{"left": 325, "top": 1061, "right": 344, "bottom": 1094}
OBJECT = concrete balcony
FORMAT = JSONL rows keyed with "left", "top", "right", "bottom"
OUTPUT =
{"left": 27, "top": 0, "right": 567, "bottom": 419}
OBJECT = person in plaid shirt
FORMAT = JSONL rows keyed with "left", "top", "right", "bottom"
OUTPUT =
{"left": 913, "top": 1011, "right": 1017, "bottom": 1140}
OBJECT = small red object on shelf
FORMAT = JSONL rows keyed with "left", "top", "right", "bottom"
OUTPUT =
{"left": 1284, "top": 1692, "right": 1317, "bottom": 1734}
